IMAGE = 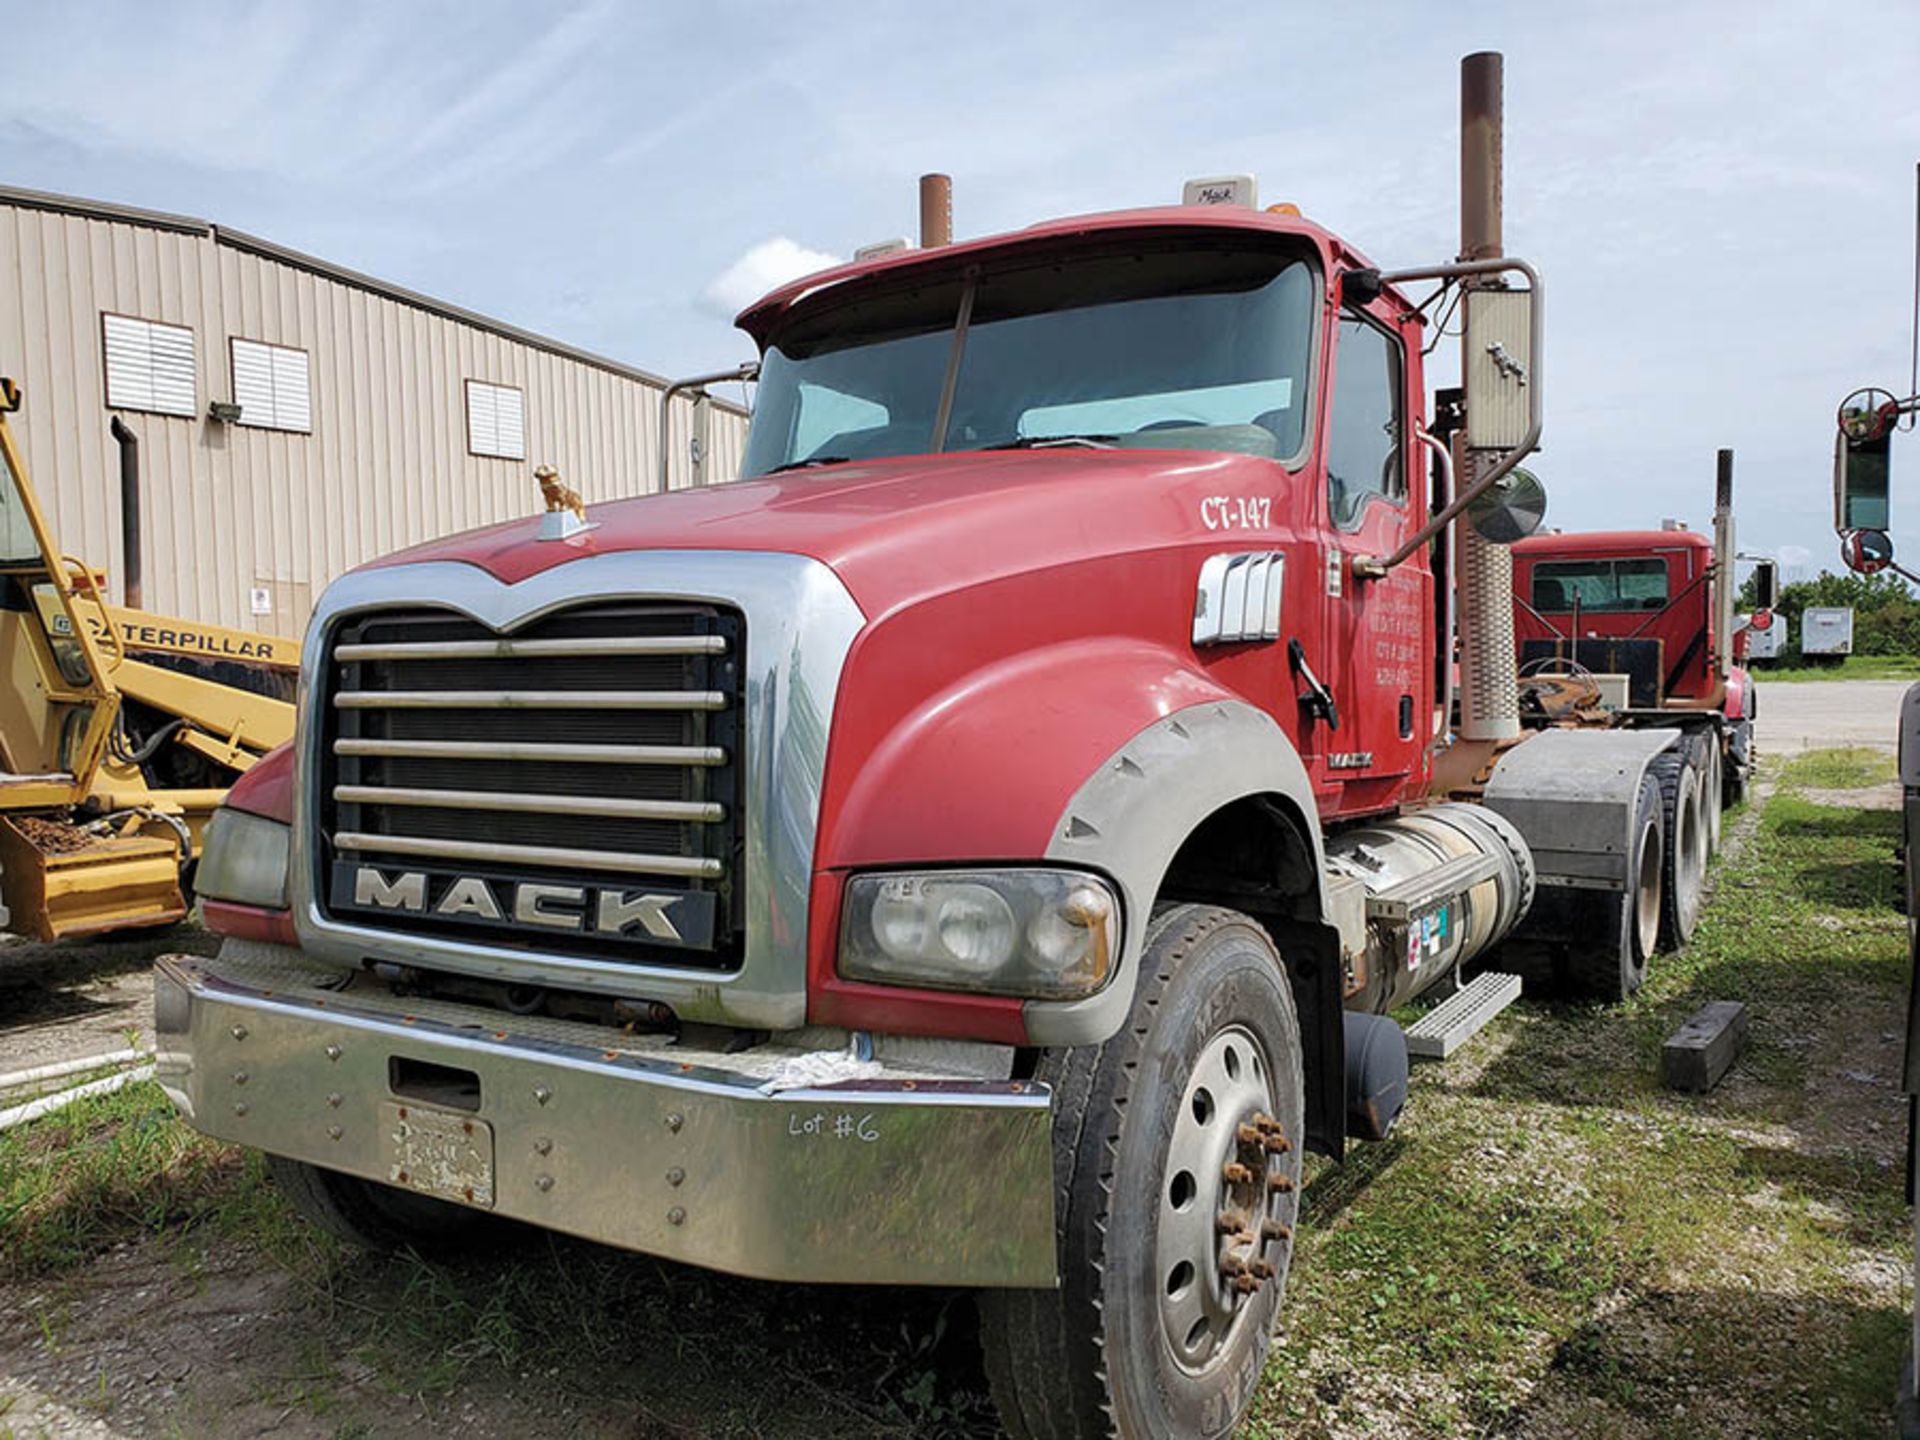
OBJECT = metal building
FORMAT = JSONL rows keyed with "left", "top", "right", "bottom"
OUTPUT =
{"left": 0, "top": 185, "right": 750, "bottom": 636}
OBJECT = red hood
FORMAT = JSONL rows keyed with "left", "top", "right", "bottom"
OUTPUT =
{"left": 365, "top": 448, "right": 1277, "bottom": 617}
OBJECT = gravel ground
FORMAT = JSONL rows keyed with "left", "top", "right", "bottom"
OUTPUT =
{"left": 1755, "top": 677, "right": 1910, "bottom": 753}
{"left": 0, "top": 925, "right": 217, "bottom": 1076}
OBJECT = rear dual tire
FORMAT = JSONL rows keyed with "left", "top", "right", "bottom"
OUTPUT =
{"left": 1653, "top": 741, "right": 1711, "bottom": 950}
{"left": 1566, "top": 769, "right": 1664, "bottom": 1001}
{"left": 980, "top": 905, "right": 1305, "bottom": 1440}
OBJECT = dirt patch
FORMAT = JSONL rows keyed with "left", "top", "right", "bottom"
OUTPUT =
{"left": 1800, "top": 782, "right": 1903, "bottom": 811}
{"left": 0, "top": 1242, "right": 620, "bottom": 1440}
{"left": 0, "top": 926, "right": 217, "bottom": 1073}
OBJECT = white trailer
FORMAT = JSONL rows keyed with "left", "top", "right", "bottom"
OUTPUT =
{"left": 1741, "top": 612, "right": 1786, "bottom": 661}
{"left": 1802, "top": 606, "right": 1855, "bottom": 658}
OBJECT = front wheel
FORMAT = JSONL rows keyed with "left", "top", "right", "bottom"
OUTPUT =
{"left": 979, "top": 905, "right": 1306, "bottom": 1440}
{"left": 266, "top": 1155, "right": 500, "bottom": 1253}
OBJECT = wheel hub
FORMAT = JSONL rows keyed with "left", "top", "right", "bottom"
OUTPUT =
{"left": 1156, "top": 1025, "right": 1297, "bottom": 1372}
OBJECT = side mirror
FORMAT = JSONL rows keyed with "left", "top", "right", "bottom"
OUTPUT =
{"left": 1750, "top": 558, "right": 1780, "bottom": 611}
{"left": 1836, "top": 422, "right": 1892, "bottom": 533}
{"left": 1463, "top": 288, "right": 1534, "bottom": 449}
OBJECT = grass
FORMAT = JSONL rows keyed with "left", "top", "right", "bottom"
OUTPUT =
{"left": 0, "top": 754, "right": 1912, "bottom": 1437}
{"left": 1249, "top": 760, "right": 1912, "bottom": 1438}
{"left": 1752, "top": 654, "right": 1920, "bottom": 683}
{"left": 1779, "top": 745, "right": 1900, "bottom": 790}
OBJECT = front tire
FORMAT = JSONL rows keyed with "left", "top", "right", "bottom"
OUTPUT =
{"left": 979, "top": 905, "right": 1306, "bottom": 1440}
{"left": 266, "top": 1155, "right": 498, "bottom": 1253}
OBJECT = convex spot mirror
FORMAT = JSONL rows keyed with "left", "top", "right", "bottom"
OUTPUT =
{"left": 1841, "top": 528, "right": 1894, "bottom": 576}
{"left": 1468, "top": 466, "right": 1548, "bottom": 543}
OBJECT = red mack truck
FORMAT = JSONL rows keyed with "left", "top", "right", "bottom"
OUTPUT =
{"left": 161, "top": 54, "right": 1716, "bottom": 1439}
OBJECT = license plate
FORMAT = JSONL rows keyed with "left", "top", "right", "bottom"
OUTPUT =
{"left": 382, "top": 1101, "right": 494, "bottom": 1208}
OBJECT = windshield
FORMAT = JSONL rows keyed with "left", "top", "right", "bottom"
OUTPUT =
{"left": 1531, "top": 558, "right": 1670, "bottom": 614}
{"left": 742, "top": 243, "right": 1317, "bottom": 476}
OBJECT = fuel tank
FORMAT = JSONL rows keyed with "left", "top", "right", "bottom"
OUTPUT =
{"left": 1325, "top": 803, "right": 1534, "bottom": 1010}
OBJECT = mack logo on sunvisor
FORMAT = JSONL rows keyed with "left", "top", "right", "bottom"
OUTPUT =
{"left": 331, "top": 863, "right": 718, "bottom": 948}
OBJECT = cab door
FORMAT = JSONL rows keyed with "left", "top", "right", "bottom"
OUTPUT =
{"left": 1314, "top": 306, "right": 1431, "bottom": 816}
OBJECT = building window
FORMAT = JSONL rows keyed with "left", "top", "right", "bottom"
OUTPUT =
{"left": 465, "top": 380, "right": 525, "bottom": 460}
{"left": 230, "top": 338, "right": 312, "bottom": 432}
{"left": 102, "top": 313, "right": 196, "bottom": 418}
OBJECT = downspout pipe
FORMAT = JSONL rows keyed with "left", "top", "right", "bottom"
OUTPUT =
{"left": 657, "top": 363, "right": 758, "bottom": 491}
{"left": 109, "top": 415, "right": 141, "bottom": 610}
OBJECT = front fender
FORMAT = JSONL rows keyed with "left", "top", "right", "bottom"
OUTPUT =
{"left": 1032, "top": 700, "right": 1328, "bottom": 1046}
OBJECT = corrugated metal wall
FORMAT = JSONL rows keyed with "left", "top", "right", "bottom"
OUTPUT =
{"left": 0, "top": 198, "right": 752, "bottom": 636}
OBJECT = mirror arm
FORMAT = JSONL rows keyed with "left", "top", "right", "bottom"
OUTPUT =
{"left": 1355, "top": 257, "right": 1543, "bottom": 580}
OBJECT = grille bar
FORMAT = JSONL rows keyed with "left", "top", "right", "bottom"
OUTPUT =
{"left": 333, "top": 738, "right": 727, "bottom": 766}
{"left": 333, "top": 784, "right": 723, "bottom": 823}
{"left": 334, "top": 831, "right": 724, "bottom": 879}
{"left": 334, "top": 635, "right": 727, "bottom": 662}
{"left": 335, "top": 689, "right": 727, "bottom": 711}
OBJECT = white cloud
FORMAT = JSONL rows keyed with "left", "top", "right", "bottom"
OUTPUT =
{"left": 701, "top": 237, "right": 841, "bottom": 317}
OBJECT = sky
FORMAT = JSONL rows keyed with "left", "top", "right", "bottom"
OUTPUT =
{"left": 2, "top": 1, "right": 1918, "bottom": 580}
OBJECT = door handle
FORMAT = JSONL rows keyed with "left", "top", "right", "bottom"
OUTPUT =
{"left": 1287, "top": 638, "right": 1339, "bottom": 731}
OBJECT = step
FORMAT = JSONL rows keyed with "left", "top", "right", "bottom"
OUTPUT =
{"left": 1405, "top": 971, "right": 1523, "bottom": 1060}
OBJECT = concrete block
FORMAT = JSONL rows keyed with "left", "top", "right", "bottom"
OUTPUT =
{"left": 1661, "top": 1000, "right": 1748, "bottom": 1093}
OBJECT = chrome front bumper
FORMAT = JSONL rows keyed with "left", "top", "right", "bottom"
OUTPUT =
{"left": 154, "top": 947, "right": 1056, "bottom": 1288}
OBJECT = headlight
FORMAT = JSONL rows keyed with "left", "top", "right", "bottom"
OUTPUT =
{"left": 840, "top": 869, "right": 1119, "bottom": 999}
{"left": 194, "top": 807, "right": 291, "bottom": 909}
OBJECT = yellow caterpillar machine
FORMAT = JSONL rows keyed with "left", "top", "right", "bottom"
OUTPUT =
{"left": 0, "top": 378, "right": 297, "bottom": 940}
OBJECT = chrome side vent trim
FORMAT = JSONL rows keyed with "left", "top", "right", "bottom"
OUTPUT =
{"left": 1193, "top": 551, "right": 1285, "bottom": 645}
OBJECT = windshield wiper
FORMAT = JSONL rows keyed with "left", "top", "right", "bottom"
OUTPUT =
{"left": 765, "top": 455, "right": 852, "bottom": 474}
{"left": 985, "top": 434, "right": 1120, "bottom": 451}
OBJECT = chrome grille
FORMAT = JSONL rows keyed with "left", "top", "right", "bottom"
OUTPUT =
{"left": 319, "top": 603, "right": 744, "bottom": 969}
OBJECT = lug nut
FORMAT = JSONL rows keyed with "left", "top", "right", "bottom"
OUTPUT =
{"left": 1261, "top": 1220, "right": 1293, "bottom": 1243}
{"left": 535, "top": 1174, "right": 555, "bottom": 1192}
{"left": 1215, "top": 1210, "right": 1244, "bottom": 1234}
{"left": 1221, "top": 1161, "right": 1254, "bottom": 1184}
{"left": 1264, "top": 1134, "right": 1292, "bottom": 1154}
{"left": 1232, "top": 1274, "right": 1259, "bottom": 1295}
{"left": 1237, "top": 1123, "right": 1264, "bottom": 1145}
{"left": 1250, "top": 1259, "right": 1276, "bottom": 1280}
{"left": 1267, "top": 1174, "right": 1295, "bottom": 1195}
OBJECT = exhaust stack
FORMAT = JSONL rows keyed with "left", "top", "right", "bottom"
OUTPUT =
{"left": 1454, "top": 51, "right": 1521, "bottom": 742}
{"left": 1713, "top": 448, "right": 1736, "bottom": 680}
{"left": 919, "top": 173, "right": 952, "bottom": 248}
